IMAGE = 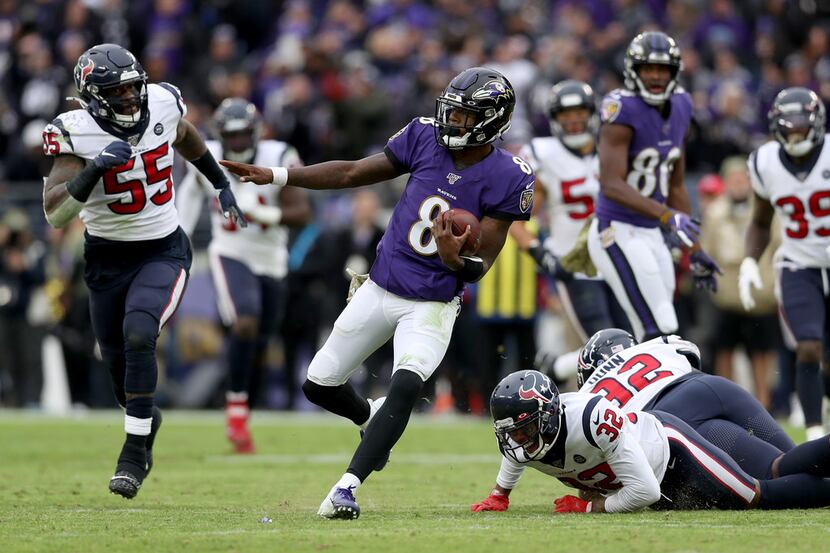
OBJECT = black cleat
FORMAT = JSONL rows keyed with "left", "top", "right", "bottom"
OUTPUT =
{"left": 145, "top": 407, "right": 162, "bottom": 477}
{"left": 109, "top": 469, "right": 143, "bottom": 499}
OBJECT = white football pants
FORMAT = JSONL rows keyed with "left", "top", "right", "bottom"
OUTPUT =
{"left": 306, "top": 279, "right": 460, "bottom": 386}
{"left": 587, "top": 218, "right": 677, "bottom": 341}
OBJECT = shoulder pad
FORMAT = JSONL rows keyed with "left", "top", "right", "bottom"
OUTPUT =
{"left": 42, "top": 116, "right": 74, "bottom": 156}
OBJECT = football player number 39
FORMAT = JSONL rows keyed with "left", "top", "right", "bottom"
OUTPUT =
{"left": 103, "top": 142, "right": 174, "bottom": 214}
{"left": 409, "top": 196, "right": 451, "bottom": 255}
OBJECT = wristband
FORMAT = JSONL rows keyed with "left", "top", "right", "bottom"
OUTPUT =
{"left": 66, "top": 163, "right": 105, "bottom": 202}
{"left": 456, "top": 255, "right": 484, "bottom": 283}
{"left": 269, "top": 167, "right": 288, "bottom": 186}
{"left": 658, "top": 209, "right": 674, "bottom": 226}
{"left": 190, "top": 150, "right": 229, "bottom": 189}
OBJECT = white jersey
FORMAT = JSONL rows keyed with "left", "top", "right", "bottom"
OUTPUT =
{"left": 749, "top": 137, "right": 830, "bottom": 268}
{"left": 579, "top": 335, "right": 700, "bottom": 412}
{"left": 495, "top": 392, "right": 669, "bottom": 513}
{"left": 177, "top": 139, "right": 301, "bottom": 278}
{"left": 519, "top": 137, "right": 598, "bottom": 257}
{"left": 43, "top": 83, "right": 186, "bottom": 241}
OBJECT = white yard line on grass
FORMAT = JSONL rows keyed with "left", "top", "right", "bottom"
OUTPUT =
{"left": 205, "top": 453, "right": 499, "bottom": 465}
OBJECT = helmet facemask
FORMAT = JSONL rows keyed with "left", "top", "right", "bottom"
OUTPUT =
{"left": 494, "top": 405, "right": 562, "bottom": 463}
{"left": 550, "top": 107, "right": 598, "bottom": 150}
{"left": 435, "top": 97, "right": 505, "bottom": 149}
{"left": 772, "top": 111, "right": 824, "bottom": 157}
{"left": 626, "top": 61, "right": 680, "bottom": 106}
{"left": 93, "top": 76, "right": 147, "bottom": 128}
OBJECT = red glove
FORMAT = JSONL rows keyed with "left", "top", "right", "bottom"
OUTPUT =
{"left": 554, "top": 495, "right": 592, "bottom": 513}
{"left": 471, "top": 492, "right": 509, "bottom": 512}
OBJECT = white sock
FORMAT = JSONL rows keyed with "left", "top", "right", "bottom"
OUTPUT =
{"left": 335, "top": 473, "right": 361, "bottom": 492}
{"left": 554, "top": 350, "right": 581, "bottom": 381}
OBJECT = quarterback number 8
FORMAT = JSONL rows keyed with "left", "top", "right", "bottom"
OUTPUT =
{"left": 408, "top": 195, "right": 451, "bottom": 256}
{"left": 627, "top": 147, "right": 680, "bottom": 198}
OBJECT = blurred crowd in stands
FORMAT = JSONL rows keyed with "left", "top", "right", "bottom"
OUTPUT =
{"left": 1, "top": 0, "right": 829, "bottom": 419}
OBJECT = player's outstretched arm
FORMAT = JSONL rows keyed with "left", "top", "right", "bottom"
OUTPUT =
{"left": 220, "top": 153, "right": 404, "bottom": 190}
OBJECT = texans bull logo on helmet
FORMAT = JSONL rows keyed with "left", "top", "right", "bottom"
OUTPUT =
{"left": 518, "top": 371, "right": 552, "bottom": 404}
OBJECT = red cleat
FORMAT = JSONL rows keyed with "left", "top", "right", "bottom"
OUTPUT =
{"left": 226, "top": 396, "right": 255, "bottom": 454}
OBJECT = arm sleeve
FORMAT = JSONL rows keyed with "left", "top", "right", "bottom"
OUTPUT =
{"left": 495, "top": 455, "right": 526, "bottom": 490}
{"left": 176, "top": 169, "right": 207, "bottom": 236}
{"left": 587, "top": 398, "right": 662, "bottom": 513}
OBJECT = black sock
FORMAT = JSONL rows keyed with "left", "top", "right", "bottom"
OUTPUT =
{"left": 777, "top": 436, "right": 830, "bottom": 477}
{"left": 228, "top": 336, "right": 257, "bottom": 392}
{"left": 117, "top": 434, "right": 147, "bottom": 476}
{"left": 796, "top": 361, "right": 823, "bottom": 426}
{"left": 759, "top": 473, "right": 830, "bottom": 509}
{"left": 146, "top": 406, "right": 162, "bottom": 452}
{"left": 347, "top": 370, "right": 423, "bottom": 481}
{"left": 302, "top": 380, "right": 369, "bottom": 425}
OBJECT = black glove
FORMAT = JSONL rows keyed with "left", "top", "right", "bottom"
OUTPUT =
{"left": 91, "top": 141, "right": 132, "bottom": 171}
{"left": 218, "top": 187, "right": 247, "bottom": 228}
{"left": 529, "top": 242, "right": 573, "bottom": 282}
{"left": 689, "top": 250, "right": 722, "bottom": 292}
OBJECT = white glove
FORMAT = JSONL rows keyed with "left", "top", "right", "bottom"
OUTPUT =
{"left": 345, "top": 268, "right": 369, "bottom": 303}
{"left": 738, "top": 257, "right": 763, "bottom": 311}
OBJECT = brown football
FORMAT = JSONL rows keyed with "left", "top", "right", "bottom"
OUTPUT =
{"left": 445, "top": 208, "right": 481, "bottom": 255}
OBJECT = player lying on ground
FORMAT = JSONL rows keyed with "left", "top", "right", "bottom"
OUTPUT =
{"left": 472, "top": 370, "right": 830, "bottom": 513}
{"left": 574, "top": 329, "right": 799, "bottom": 479}
{"left": 221, "top": 67, "right": 534, "bottom": 520}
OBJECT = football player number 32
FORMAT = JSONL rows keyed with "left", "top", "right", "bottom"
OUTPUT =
{"left": 103, "top": 142, "right": 173, "bottom": 214}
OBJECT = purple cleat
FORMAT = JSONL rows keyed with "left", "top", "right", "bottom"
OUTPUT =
{"left": 318, "top": 486, "right": 361, "bottom": 520}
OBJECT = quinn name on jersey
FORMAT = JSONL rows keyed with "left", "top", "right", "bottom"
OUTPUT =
{"left": 42, "top": 83, "right": 185, "bottom": 241}
{"left": 519, "top": 136, "right": 598, "bottom": 257}
{"left": 178, "top": 139, "right": 302, "bottom": 278}
{"left": 749, "top": 135, "right": 830, "bottom": 268}
{"left": 579, "top": 335, "right": 701, "bottom": 412}
{"left": 495, "top": 392, "right": 669, "bottom": 513}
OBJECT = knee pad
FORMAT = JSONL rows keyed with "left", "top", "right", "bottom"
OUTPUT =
{"left": 306, "top": 348, "right": 345, "bottom": 387}
{"left": 123, "top": 311, "right": 159, "bottom": 354}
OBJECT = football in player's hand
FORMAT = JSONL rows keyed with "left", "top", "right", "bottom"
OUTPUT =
{"left": 445, "top": 208, "right": 481, "bottom": 255}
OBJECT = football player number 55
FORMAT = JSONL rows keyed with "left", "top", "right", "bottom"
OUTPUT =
{"left": 104, "top": 143, "right": 173, "bottom": 215}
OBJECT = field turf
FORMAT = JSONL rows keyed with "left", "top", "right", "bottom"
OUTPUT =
{"left": 0, "top": 410, "right": 827, "bottom": 553}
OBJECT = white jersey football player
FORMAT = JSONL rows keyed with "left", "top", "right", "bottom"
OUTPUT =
{"left": 511, "top": 79, "right": 631, "bottom": 382}
{"left": 575, "top": 329, "right": 797, "bottom": 480}
{"left": 177, "top": 98, "right": 310, "bottom": 453}
{"left": 472, "top": 370, "right": 830, "bottom": 513}
{"left": 42, "top": 44, "right": 245, "bottom": 499}
{"left": 178, "top": 98, "right": 311, "bottom": 453}
{"left": 741, "top": 87, "right": 830, "bottom": 441}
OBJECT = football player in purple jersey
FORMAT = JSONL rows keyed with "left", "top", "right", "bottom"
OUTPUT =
{"left": 588, "top": 32, "right": 720, "bottom": 341}
{"left": 222, "top": 67, "right": 535, "bottom": 519}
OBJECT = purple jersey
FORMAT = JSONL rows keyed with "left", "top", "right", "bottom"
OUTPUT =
{"left": 595, "top": 89, "right": 693, "bottom": 228}
{"left": 371, "top": 117, "right": 534, "bottom": 301}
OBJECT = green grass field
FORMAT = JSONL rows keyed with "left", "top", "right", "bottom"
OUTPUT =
{"left": 0, "top": 411, "right": 828, "bottom": 553}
